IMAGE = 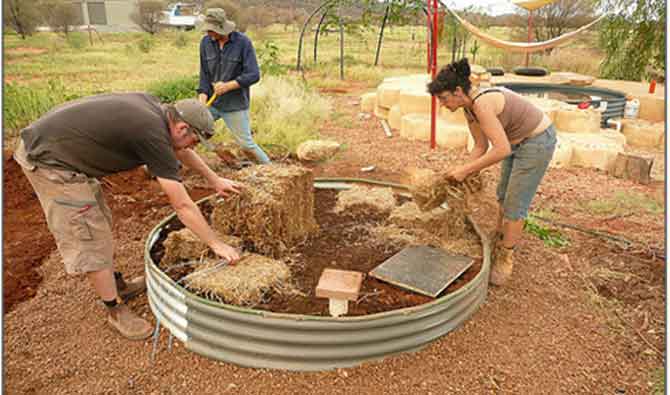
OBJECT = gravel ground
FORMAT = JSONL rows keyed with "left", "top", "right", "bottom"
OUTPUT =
{"left": 3, "top": 88, "right": 665, "bottom": 394}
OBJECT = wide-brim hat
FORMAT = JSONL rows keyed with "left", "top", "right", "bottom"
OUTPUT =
{"left": 200, "top": 8, "right": 236, "bottom": 36}
{"left": 174, "top": 99, "right": 215, "bottom": 151}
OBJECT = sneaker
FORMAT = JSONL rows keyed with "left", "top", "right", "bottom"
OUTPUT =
{"left": 490, "top": 244, "right": 514, "bottom": 286}
{"left": 115, "top": 272, "right": 146, "bottom": 302}
{"left": 107, "top": 304, "right": 153, "bottom": 340}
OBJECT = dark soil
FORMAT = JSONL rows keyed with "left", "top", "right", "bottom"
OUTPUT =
{"left": 150, "top": 188, "right": 482, "bottom": 316}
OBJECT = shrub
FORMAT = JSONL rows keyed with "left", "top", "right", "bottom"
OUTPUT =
{"left": 131, "top": 0, "right": 165, "bottom": 35}
{"left": 137, "top": 35, "right": 156, "bottom": 53}
{"left": 66, "top": 32, "right": 87, "bottom": 49}
{"left": 3, "top": 0, "right": 40, "bottom": 39}
{"left": 148, "top": 74, "right": 199, "bottom": 103}
{"left": 256, "top": 41, "right": 286, "bottom": 76}
{"left": 174, "top": 32, "right": 188, "bottom": 48}
{"left": 4, "top": 80, "right": 83, "bottom": 136}
{"left": 241, "top": 76, "right": 331, "bottom": 154}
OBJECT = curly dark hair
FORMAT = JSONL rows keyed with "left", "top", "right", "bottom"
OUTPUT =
{"left": 427, "top": 58, "right": 472, "bottom": 96}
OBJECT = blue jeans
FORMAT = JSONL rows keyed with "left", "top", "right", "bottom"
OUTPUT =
{"left": 209, "top": 108, "right": 270, "bottom": 164}
{"left": 496, "top": 125, "right": 557, "bottom": 220}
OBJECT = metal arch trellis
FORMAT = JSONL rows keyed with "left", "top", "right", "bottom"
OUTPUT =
{"left": 296, "top": 1, "right": 437, "bottom": 73}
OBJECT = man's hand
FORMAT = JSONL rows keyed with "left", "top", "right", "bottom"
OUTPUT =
{"left": 211, "top": 176, "right": 241, "bottom": 198}
{"left": 211, "top": 241, "right": 240, "bottom": 264}
{"left": 213, "top": 81, "right": 229, "bottom": 96}
{"left": 445, "top": 166, "right": 470, "bottom": 182}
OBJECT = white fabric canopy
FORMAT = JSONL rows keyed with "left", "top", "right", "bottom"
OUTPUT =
{"left": 447, "top": 8, "right": 607, "bottom": 53}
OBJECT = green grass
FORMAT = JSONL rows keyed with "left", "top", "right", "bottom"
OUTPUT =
{"left": 581, "top": 191, "right": 664, "bottom": 216}
{"left": 651, "top": 368, "right": 665, "bottom": 395}
{"left": 3, "top": 24, "right": 605, "bottom": 144}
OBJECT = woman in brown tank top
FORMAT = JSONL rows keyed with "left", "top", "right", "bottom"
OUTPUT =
{"left": 427, "top": 58, "right": 557, "bottom": 286}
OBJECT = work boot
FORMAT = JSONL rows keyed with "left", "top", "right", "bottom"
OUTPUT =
{"left": 490, "top": 243, "right": 515, "bottom": 286}
{"left": 107, "top": 304, "right": 153, "bottom": 340}
{"left": 115, "top": 272, "right": 146, "bottom": 302}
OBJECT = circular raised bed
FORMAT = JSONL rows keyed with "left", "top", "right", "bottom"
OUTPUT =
{"left": 144, "top": 178, "right": 491, "bottom": 371}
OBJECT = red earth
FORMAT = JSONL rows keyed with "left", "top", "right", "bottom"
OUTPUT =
{"left": 3, "top": 88, "right": 665, "bottom": 394}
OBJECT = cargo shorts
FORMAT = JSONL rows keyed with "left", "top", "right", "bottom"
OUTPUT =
{"left": 14, "top": 140, "right": 115, "bottom": 274}
{"left": 496, "top": 124, "right": 557, "bottom": 220}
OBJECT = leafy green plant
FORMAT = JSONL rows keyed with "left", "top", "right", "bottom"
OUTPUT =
{"left": 137, "top": 35, "right": 156, "bottom": 53}
{"left": 4, "top": 80, "right": 83, "bottom": 136}
{"left": 598, "top": 0, "right": 665, "bottom": 80}
{"left": 524, "top": 217, "right": 569, "bottom": 247}
{"left": 256, "top": 41, "right": 286, "bottom": 76}
{"left": 147, "top": 75, "right": 199, "bottom": 103}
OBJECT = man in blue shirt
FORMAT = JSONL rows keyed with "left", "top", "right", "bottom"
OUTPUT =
{"left": 197, "top": 8, "right": 271, "bottom": 164}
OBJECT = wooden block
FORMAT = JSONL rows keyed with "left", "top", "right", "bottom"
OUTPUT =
{"left": 315, "top": 269, "right": 364, "bottom": 301}
{"left": 609, "top": 153, "right": 654, "bottom": 184}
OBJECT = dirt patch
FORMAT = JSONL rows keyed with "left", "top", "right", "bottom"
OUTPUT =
{"left": 5, "top": 47, "right": 48, "bottom": 56}
{"left": 150, "top": 188, "right": 482, "bottom": 316}
{"left": 2, "top": 152, "right": 211, "bottom": 314}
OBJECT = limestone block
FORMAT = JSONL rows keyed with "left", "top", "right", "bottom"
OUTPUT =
{"left": 400, "top": 114, "right": 468, "bottom": 149}
{"left": 374, "top": 105, "right": 390, "bottom": 120}
{"left": 600, "top": 129, "right": 627, "bottom": 146}
{"left": 610, "top": 153, "right": 654, "bottom": 184}
{"left": 560, "top": 133, "right": 624, "bottom": 171}
{"left": 525, "top": 97, "right": 570, "bottom": 123}
{"left": 549, "top": 134, "right": 573, "bottom": 169}
{"left": 550, "top": 72, "right": 595, "bottom": 86}
{"left": 360, "top": 92, "right": 376, "bottom": 113}
{"left": 377, "top": 84, "right": 403, "bottom": 108}
{"left": 620, "top": 119, "right": 664, "bottom": 148}
{"left": 399, "top": 89, "right": 432, "bottom": 115}
{"left": 637, "top": 94, "right": 665, "bottom": 123}
{"left": 388, "top": 104, "right": 402, "bottom": 130}
{"left": 554, "top": 107, "right": 601, "bottom": 134}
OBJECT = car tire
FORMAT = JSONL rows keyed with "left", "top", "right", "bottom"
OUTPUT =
{"left": 486, "top": 67, "right": 505, "bottom": 76}
{"left": 512, "top": 67, "right": 548, "bottom": 77}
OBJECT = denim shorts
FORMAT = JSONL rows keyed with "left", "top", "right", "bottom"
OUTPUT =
{"left": 496, "top": 124, "right": 557, "bottom": 220}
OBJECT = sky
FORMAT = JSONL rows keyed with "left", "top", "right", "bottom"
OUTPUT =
{"left": 445, "top": 0, "right": 519, "bottom": 15}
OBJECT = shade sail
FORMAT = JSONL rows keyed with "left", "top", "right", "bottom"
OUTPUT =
{"left": 511, "top": 0, "right": 558, "bottom": 11}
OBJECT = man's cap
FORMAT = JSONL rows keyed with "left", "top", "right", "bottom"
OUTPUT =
{"left": 174, "top": 99, "right": 215, "bottom": 150}
{"left": 200, "top": 8, "right": 236, "bottom": 36}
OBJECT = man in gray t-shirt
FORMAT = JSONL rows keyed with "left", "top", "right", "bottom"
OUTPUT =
{"left": 14, "top": 93, "right": 241, "bottom": 340}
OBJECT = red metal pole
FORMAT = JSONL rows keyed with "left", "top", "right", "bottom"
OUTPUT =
{"left": 430, "top": 0, "right": 438, "bottom": 149}
{"left": 426, "top": 4, "right": 431, "bottom": 74}
{"left": 525, "top": 11, "right": 532, "bottom": 67}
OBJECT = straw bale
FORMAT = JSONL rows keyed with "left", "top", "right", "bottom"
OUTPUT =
{"left": 389, "top": 201, "right": 470, "bottom": 240}
{"left": 368, "top": 224, "right": 441, "bottom": 249}
{"left": 296, "top": 140, "right": 341, "bottom": 161}
{"left": 161, "top": 228, "right": 242, "bottom": 267}
{"left": 210, "top": 164, "right": 318, "bottom": 257}
{"left": 333, "top": 185, "right": 397, "bottom": 216}
{"left": 409, "top": 170, "right": 476, "bottom": 213}
{"left": 186, "top": 254, "right": 291, "bottom": 306}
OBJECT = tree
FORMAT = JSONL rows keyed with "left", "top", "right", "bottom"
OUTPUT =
{"left": 205, "top": 0, "right": 248, "bottom": 32}
{"left": 3, "top": 0, "right": 40, "bottom": 39}
{"left": 526, "top": 0, "right": 597, "bottom": 53}
{"left": 598, "top": 0, "right": 665, "bottom": 81}
{"left": 40, "top": 0, "right": 79, "bottom": 35}
{"left": 131, "top": 0, "right": 165, "bottom": 35}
